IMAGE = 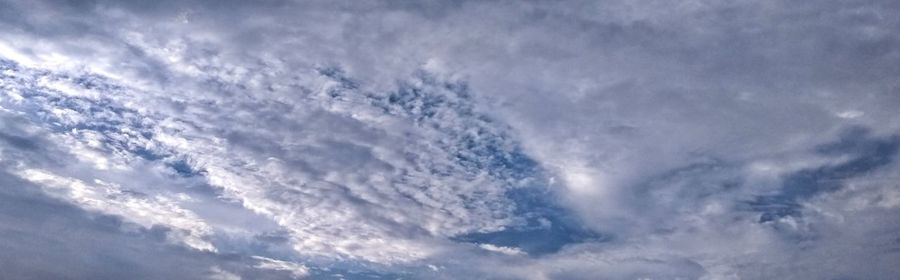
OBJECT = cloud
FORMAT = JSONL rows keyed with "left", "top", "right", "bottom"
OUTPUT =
{"left": 209, "top": 267, "right": 243, "bottom": 280}
{"left": 15, "top": 168, "right": 217, "bottom": 251}
{"left": 0, "top": 167, "right": 303, "bottom": 280}
{"left": 1, "top": 0, "right": 900, "bottom": 279}
{"left": 253, "top": 256, "right": 310, "bottom": 279}
{"left": 478, "top": 243, "right": 527, "bottom": 256}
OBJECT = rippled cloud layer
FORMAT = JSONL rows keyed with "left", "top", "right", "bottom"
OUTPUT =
{"left": 1, "top": 1, "right": 899, "bottom": 279}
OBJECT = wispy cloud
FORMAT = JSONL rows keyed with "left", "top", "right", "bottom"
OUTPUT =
{"left": 1, "top": 0, "right": 899, "bottom": 279}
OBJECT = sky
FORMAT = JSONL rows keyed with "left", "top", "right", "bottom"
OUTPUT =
{"left": 1, "top": 0, "right": 899, "bottom": 279}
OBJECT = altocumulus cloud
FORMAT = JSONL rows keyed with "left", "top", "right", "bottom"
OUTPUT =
{"left": 1, "top": 0, "right": 900, "bottom": 279}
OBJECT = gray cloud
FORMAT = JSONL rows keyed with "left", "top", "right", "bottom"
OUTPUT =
{"left": 1, "top": 0, "right": 900, "bottom": 279}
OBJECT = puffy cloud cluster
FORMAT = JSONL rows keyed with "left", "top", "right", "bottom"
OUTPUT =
{"left": 1, "top": 0, "right": 900, "bottom": 279}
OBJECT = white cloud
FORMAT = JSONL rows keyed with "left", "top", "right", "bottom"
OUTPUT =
{"left": 478, "top": 244, "right": 526, "bottom": 256}
{"left": 208, "top": 267, "right": 242, "bottom": 280}
{"left": 252, "top": 256, "right": 309, "bottom": 279}
{"left": 1, "top": 0, "right": 900, "bottom": 279}
{"left": 15, "top": 168, "right": 216, "bottom": 251}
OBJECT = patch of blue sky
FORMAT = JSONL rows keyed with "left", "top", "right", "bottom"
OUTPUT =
{"left": 750, "top": 127, "right": 900, "bottom": 223}
{"left": 1, "top": 59, "right": 200, "bottom": 179}
{"left": 455, "top": 185, "right": 606, "bottom": 255}
{"left": 317, "top": 69, "right": 604, "bottom": 255}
